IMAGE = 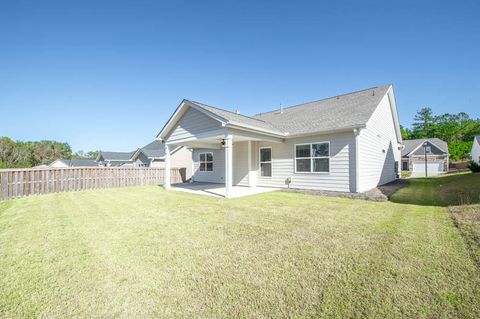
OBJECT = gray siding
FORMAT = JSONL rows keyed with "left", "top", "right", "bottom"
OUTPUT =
{"left": 256, "top": 133, "right": 356, "bottom": 192}
{"left": 409, "top": 141, "right": 446, "bottom": 156}
{"left": 233, "top": 141, "right": 249, "bottom": 186}
{"left": 192, "top": 148, "right": 225, "bottom": 183}
{"left": 168, "top": 108, "right": 222, "bottom": 141}
{"left": 134, "top": 152, "right": 150, "bottom": 167}
{"left": 358, "top": 93, "right": 400, "bottom": 192}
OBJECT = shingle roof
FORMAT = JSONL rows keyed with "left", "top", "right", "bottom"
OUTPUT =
{"left": 140, "top": 140, "right": 165, "bottom": 158}
{"left": 69, "top": 158, "right": 98, "bottom": 167}
{"left": 53, "top": 158, "right": 98, "bottom": 167}
{"left": 189, "top": 101, "right": 285, "bottom": 135}
{"left": 401, "top": 138, "right": 448, "bottom": 156}
{"left": 187, "top": 84, "right": 391, "bottom": 137}
{"left": 253, "top": 84, "right": 391, "bottom": 136}
{"left": 98, "top": 151, "right": 135, "bottom": 161}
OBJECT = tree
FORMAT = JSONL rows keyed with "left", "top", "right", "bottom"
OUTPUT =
{"left": 400, "top": 125, "right": 412, "bottom": 140}
{"left": 412, "top": 107, "right": 435, "bottom": 138}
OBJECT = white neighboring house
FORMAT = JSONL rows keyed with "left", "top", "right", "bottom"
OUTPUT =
{"left": 157, "top": 84, "right": 403, "bottom": 198}
{"left": 50, "top": 158, "right": 99, "bottom": 168}
{"left": 471, "top": 136, "right": 480, "bottom": 163}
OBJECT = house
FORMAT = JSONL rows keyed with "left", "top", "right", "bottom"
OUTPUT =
{"left": 157, "top": 84, "right": 402, "bottom": 198}
{"left": 131, "top": 140, "right": 193, "bottom": 180}
{"left": 96, "top": 151, "right": 136, "bottom": 167}
{"left": 471, "top": 136, "right": 480, "bottom": 163}
{"left": 401, "top": 138, "right": 449, "bottom": 176}
{"left": 50, "top": 158, "right": 99, "bottom": 168}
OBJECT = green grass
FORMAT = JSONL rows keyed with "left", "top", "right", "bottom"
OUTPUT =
{"left": 391, "top": 172, "right": 480, "bottom": 206}
{"left": 1, "top": 186, "right": 479, "bottom": 318}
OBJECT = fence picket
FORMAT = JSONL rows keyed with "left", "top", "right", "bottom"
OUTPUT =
{"left": 0, "top": 167, "right": 182, "bottom": 200}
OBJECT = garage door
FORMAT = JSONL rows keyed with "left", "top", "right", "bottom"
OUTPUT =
{"left": 412, "top": 162, "right": 444, "bottom": 177}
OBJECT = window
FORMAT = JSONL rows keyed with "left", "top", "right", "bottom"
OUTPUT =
{"left": 199, "top": 152, "right": 213, "bottom": 172}
{"left": 295, "top": 142, "right": 330, "bottom": 173}
{"left": 260, "top": 147, "right": 272, "bottom": 177}
{"left": 402, "top": 161, "right": 408, "bottom": 171}
{"left": 425, "top": 146, "right": 431, "bottom": 154}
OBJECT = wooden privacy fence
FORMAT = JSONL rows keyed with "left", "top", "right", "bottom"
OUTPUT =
{"left": 0, "top": 167, "right": 185, "bottom": 200}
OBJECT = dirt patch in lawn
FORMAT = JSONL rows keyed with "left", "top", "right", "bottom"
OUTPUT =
{"left": 449, "top": 204, "right": 480, "bottom": 269}
{"left": 281, "top": 179, "right": 408, "bottom": 202}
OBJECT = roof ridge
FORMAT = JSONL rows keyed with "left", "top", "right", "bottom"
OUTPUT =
{"left": 189, "top": 100, "right": 274, "bottom": 125}
{"left": 254, "top": 84, "right": 391, "bottom": 116}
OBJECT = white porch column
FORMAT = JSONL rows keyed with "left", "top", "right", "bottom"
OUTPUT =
{"left": 164, "top": 143, "right": 171, "bottom": 189}
{"left": 224, "top": 134, "right": 233, "bottom": 198}
{"left": 247, "top": 140, "right": 255, "bottom": 187}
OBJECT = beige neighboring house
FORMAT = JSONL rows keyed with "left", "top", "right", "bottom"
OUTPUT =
{"left": 471, "top": 136, "right": 480, "bottom": 163}
{"left": 131, "top": 140, "right": 193, "bottom": 181}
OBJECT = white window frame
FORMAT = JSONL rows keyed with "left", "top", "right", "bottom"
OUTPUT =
{"left": 259, "top": 147, "right": 272, "bottom": 178}
{"left": 199, "top": 152, "right": 213, "bottom": 172}
{"left": 294, "top": 142, "right": 330, "bottom": 174}
{"left": 425, "top": 146, "right": 431, "bottom": 154}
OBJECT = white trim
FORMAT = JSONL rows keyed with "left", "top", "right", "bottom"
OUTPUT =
{"left": 354, "top": 128, "right": 360, "bottom": 192}
{"left": 165, "top": 128, "right": 228, "bottom": 145}
{"left": 286, "top": 125, "right": 366, "bottom": 139}
{"left": 294, "top": 141, "right": 330, "bottom": 174}
{"left": 406, "top": 139, "right": 448, "bottom": 157}
{"left": 259, "top": 146, "right": 272, "bottom": 178}
{"left": 198, "top": 152, "right": 214, "bottom": 172}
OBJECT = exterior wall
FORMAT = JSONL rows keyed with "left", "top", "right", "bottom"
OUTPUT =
{"left": 171, "top": 147, "right": 193, "bottom": 181}
{"left": 408, "top": 154, "right": 448, "bottom": 172}
{"left": 192, "top": 148, "right": 225, "bottom": 183}
{"left": 50, "top": 161, "right": 68, "bottom": 168}
{"left": 168, "top": 108, "right": 222, "bottom": 141}
{"left": 472, "top": 139, "right": 480, "bottom": 163}
{"left": 410, "top": 141, "right": 445, "bottom": 156}
{"left": 232, "top": 141, "right": 249, "bottom": 186}
{"left": 358, "top": 93, "right": 401, "bottom": 192}
{"left": 133, "top": 152, "right": 150, "bottom": 167}
{"left": 255, "top": 132, "right": 356, "bottom": 192}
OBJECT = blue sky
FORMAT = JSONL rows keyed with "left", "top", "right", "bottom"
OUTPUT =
{"left": 1, "top": 0, "right": 479, "bottom": 152}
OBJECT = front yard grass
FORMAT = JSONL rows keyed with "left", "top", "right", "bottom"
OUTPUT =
{"left": 1, "top": 186, "right": 480, "bottom": 318}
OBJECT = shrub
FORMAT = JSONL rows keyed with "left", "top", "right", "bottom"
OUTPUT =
{"left": 468, "top": 161, "right": 480, "bottom": 173}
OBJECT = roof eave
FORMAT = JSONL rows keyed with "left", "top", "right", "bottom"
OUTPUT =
{"left": 285, "top": 125, "right": 367, "bottom": 139}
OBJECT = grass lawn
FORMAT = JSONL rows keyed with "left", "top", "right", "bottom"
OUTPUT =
{"left": 1, "top": 184, "right": 480, "bottom": 318}
{"left": 390, "top": 172, "right": 480, "bottom": 206}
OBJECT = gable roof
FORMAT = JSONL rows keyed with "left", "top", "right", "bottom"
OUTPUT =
{"left": 401, "top": 138, "right": 448, "bottom": 156}
{"left": 188, "top": 101, "right": 285, "bottom": 135}
{"left": 253, "top": 84, "right": 392, "bottom": 136}
{"left": 97, "top": 151, "right": 135, "bottom": 161}
{"left": 475, "top": 136, "right": 480, "bottom": 145}
{"left": 51, "top": 158, "right": 98, "bottom": 167}
{"left": 158, "top": 84, "right": 399, "bottom": 140}
{"left": 139, "top": 140, "right": 165, "bottom": 158}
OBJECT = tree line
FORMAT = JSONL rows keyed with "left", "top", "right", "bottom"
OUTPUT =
{"left": 401, "top": 108, "right": 480, "bottom": 161}
{"left": 0, "top": 137, "right": 98, "bottom": 168}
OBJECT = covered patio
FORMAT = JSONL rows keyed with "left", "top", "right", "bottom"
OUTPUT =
{"left": 158, "top": 100, "right": 285, "bottom": 198}
{"left": 171, "top": 182, "right": 278, "bottom": 198}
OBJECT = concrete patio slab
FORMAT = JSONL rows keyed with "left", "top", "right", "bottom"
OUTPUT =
{"left": 171, "top": 182, "right": 278, "bottom": 198}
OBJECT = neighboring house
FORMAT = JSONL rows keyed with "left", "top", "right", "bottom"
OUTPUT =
{"left": 401, "top": 138, "right": 449, "bottom": 176}
{"left": 50, "top": 158, "right": 99, "bottom": 168}
{"left": 158, "top": 84, "right": 402, "bottom": 197}
{"left": 131, "top": 140, "right": 193, "bottom": 180}
{"left": 471, "top": 136, "right": 480, "bottom": 163}
{"left": 96, "top": 151, "right": 135, "bottom": 167}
